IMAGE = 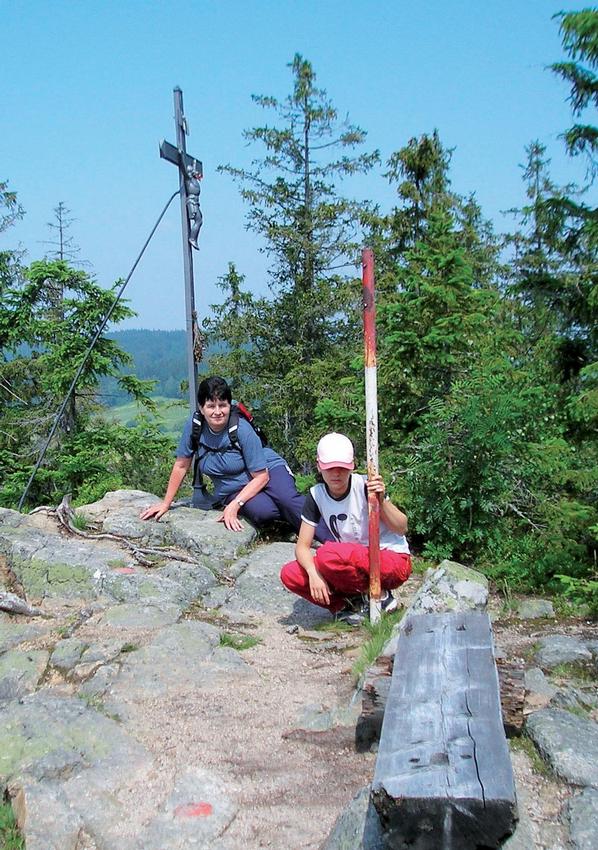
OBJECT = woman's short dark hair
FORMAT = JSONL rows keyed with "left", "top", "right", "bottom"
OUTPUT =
{"left": 197, "top": 376, "right": 232, "bottom": 406}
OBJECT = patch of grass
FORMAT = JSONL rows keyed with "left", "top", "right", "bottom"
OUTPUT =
{"left": 55, "top": 614, "right": 79, "bottom": 639}
{"left": 495, "top": 578, "right": 518, "bottom": 617}
{"left": 71, "top": 512, "right": 89, "bottom": 531}
{"left": 219, "top": 632, "right": 261, "bottom": 651}
{"left": 351, "top": 609, "right": 404, "bottom": 682}
{"left": 520, "top": 641, "right": 541, "bottom": 663}
{"left": 510, "top": 734, "right": 553, "bottom": 777}
{"left": 77, "top": 694, "right": 120, "bottom": 722}
{"left": 78, "top": 693, "right": 105, "bottom": 711}
{"left": 411, "top": 556, "right": 433, "bottom": 575}
{"left": 551, "top": 595, "right": 591, "bottom": 619}
{"left": 120, "top": 642, "right": 139, "bottom": 653}
{"left": 566, "top": 703, "right": 591, "bottom": 719}
{"left": 549, "top": 662, "right": 595, "bottom": 683}
{"left": 0, "top": 799, "right": 23, "bottom": 850}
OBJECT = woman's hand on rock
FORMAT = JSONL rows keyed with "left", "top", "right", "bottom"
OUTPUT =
{"left": 217, "top": 500, "right": 244, "bottom": 532}
{"left": 140, "top": 501, "right": 170, "bottom": 522}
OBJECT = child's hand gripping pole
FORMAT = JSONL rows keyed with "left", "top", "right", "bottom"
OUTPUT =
{"left": 362, "top": 248, "right": 381, "bottom": 624}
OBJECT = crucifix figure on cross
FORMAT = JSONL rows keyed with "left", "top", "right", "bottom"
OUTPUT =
{"left": 185, "top": 164, "right": 203, "bottom": 250}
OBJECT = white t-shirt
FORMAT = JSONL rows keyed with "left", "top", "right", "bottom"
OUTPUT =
{"left": 301, "top": 473, "right": 410, "bottom": 553}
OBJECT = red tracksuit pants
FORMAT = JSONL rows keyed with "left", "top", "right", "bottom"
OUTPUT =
{"left": 280, "top": 541, "right": 412, "bottom": 614}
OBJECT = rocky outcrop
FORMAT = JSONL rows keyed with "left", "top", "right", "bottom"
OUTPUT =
{"left": 0, "top": 490, "right": 254, "bottom": 603}
{"left": 0, "top": 491, "right": 265, "bottom": 849}
{"left": 1, "top": 493, "right": 597, "bottom": 850}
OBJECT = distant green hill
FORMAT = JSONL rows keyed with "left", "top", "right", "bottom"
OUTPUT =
{"left": 99, "top": 329, "right": 217, "bottom": 406}
{"left": 104, "top": 395, "right": 189, "bottom": 439}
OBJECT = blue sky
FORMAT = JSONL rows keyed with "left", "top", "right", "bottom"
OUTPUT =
{"left": 0, "top": 0, "right": 590, "bottom": 330}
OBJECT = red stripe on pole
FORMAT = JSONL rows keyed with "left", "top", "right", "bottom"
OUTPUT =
{"left": 363, "top": 248, "right": 381, "bottom": 605}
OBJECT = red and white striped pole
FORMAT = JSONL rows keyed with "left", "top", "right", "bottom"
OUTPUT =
{"left": 362, "top": 248, "right": 381, "bottom": 623}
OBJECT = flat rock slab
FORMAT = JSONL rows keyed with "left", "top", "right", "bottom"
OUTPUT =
{"left": 97, "top": 566, "right": 213, "bottom": 607}
{"left": 1, "top": 493, "right": 251, "bottom": 605}
{"left": 220, "top": 542, "right": 296, "bottom": 615}
{"left": 101, "top": 620, "right": 255, "bottom": 723}
{"left": 135, "top": 767, "right": 238, "bottom": 850}
{"left": 526, "top": 708, "right": 598, "bottom": 787}
{"left": 0, "top": 691, "right": 152, "bottom": 785}
{"left": 10, "top": 779, "right": 86, "bottom": 850}
{"left": 515, "top": 599, "right": 555, "bottom": 619}
{"left": 101, "top": 601, "right": 182, "bottom": 629}
{"left": 524, "top": 667, "right": 558, "bottom": 700}
{"left": 221, "top": 541, "right": 331, "bottom": 627}
{"left": 50, "top": 636, "right": 124, "bottom": 680}
{"left": 0, "top": 648, "right": 50, "bottom": 702}
{"left": 0, "top": 616, "right": 51, "bottom": 652}
{"left": 551, "top": 685, "right": 598, "bottom": 713}
{"left": 534, "top": 635, "right": 593, "bottom": 669}
{"left": 0, "top": 508, "right": 132, "bottom": 598}
{"left": 406, "top": 559, "right": 488, "bottom": 616}
{"left": 567, "top": 787, "right": 598, "bottom": 850}
{"left": 372, "top": 611, "right": 516, "bottom": 849}
{"left": 2, "top": 692, "right": 156, "bottom": 850}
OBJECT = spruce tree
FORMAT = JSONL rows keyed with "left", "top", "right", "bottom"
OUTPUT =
{"left": 213, "top": 55, "right": 378, "bottom": 464}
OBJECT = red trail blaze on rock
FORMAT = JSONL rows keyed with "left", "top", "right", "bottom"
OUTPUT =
{"left": 174, "top": 802, "right": 213, "bottom": 818}
{"left": 113, "top": 567, "right": 136, "bottom": 574}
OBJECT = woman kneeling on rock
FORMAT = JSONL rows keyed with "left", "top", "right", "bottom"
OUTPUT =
{"left": 280, "top": 433, "right": 411, "bottom": 624}
{"left": 140, "top": 376, "right": 332, "bottom": 541}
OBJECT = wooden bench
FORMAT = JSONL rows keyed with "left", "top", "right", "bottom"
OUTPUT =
{"left": 370, "top": 611, "right": 518, "bottom": 849}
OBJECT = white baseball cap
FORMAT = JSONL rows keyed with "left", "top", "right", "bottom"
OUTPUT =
{"left": 317, "top": 433, "right": 355, "bottom": 470}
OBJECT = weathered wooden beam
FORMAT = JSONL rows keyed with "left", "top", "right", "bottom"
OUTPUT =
{"left": 371, "top": 611, "right": 517, "bottom": 849}
{"left": 356, "top": 633, "right": 525, "bottom": 751}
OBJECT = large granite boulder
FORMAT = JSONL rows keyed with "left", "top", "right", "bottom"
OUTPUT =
{"left": 0, "top": 490, "right": 255, "bottom": 604}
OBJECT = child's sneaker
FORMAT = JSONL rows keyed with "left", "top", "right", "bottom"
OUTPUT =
{"left": 380, "top": 589, "right": 399, "bottom": 614}
{"left": 335, "top": 596, "right": 368, "bottom": 626}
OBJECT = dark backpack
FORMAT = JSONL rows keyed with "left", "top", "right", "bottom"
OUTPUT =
{"left": 190, "top": 402, "right": 268, "bottom": 490}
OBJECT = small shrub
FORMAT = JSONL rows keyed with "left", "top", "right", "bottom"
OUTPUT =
{"left": 553, "top": 574, "right": 598, "bottom": 619}
{"left": 411, "top": 556, "right": 433, "bottom": 575}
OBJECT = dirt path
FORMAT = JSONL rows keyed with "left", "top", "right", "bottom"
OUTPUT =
{"left": 64, "top": 609, "right": 375, "bottom": 850}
